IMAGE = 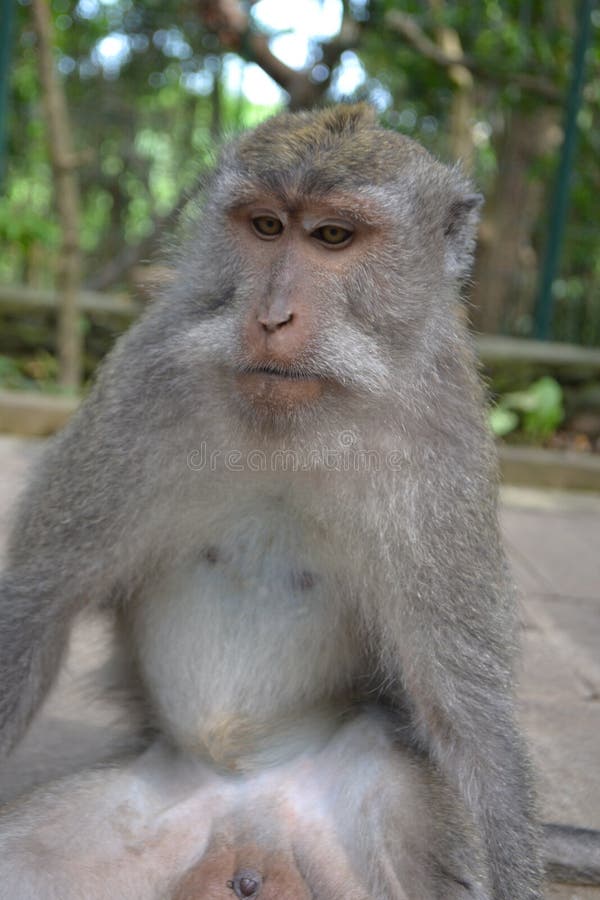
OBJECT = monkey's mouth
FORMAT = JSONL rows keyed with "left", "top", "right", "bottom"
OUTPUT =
{"left": 234, "top": 364, "right": 326, "bottom": 407}
{"left": 239, "top": 363, "right": 319, "bottom": 381}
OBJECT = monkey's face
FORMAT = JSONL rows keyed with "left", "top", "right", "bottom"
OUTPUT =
{"left": 226, "top": 192, "right": 391, "bottom": 415}
{"left": 177, "top": 106, "right": 482, "bottom": 430}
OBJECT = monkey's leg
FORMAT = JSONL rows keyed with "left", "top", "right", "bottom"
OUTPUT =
{"left": 0, "top": 742, "right": 220, "bottom": 900}
{"left": 0, "top": 713, "right": 487, "bottom": 900}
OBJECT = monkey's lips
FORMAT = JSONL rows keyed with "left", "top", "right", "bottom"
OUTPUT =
{"left": 235, "top": 365, "right": 325, "bottom": 409}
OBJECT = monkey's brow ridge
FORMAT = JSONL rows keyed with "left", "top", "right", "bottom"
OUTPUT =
{"left": 225, "top": 193, "right": 387, "bottom": 226}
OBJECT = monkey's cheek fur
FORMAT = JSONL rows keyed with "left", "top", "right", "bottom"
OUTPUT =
{"left": 235, "top": 372, "right": 325, "bottom": 410}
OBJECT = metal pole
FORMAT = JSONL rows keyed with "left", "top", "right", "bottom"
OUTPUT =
{"left": 533, "top": 0, "right": 594, "bottom": 340}
{"left": 0, "top": 0, "right": 15, "bottom": 189}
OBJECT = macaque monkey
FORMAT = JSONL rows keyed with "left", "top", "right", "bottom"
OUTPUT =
{"left": 0, "top": 624, "right": 597, "bottom": 899}
{"left": 0, "top": 104, "right": 598, "bottom": 898}
{"left": 0, "top": 688, "right": 490, "bottom": 899}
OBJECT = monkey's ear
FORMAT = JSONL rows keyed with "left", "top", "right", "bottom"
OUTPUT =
{"left": 443, "top": 192, "right": 483, "bottom": 280}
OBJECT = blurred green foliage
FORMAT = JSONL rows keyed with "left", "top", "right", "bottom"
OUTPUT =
{"left": 0, "top": 0, "right": 599, "bottom": 383}
{"left": 1, "top": 0, "right": 281, "bottom": 289}
{"left": 490, "top": 375, "right": 565, "bottom": 439}
{"left": 0, "top": 350, "right": 61, "bottom": 391}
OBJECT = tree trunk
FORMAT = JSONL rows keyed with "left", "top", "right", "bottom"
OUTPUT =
{"left": 471, "top": 108, "right": 560, "bottom": 334}
{"left": 428, "top": 0, "right": 475, "bottom": 171}
{"left": 210, "top": 60, "right": 222, "bottom": 141}
{"left": 31, "top": 0, "right": 82, "bottom": 389}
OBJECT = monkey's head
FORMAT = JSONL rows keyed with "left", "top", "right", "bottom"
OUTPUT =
{"left": 175, "top": 104, "right": 482, "bottom": 431}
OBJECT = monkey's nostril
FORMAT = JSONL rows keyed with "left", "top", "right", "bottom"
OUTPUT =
{"left": 258, "top": 311, "right": 293, "bottom": 332}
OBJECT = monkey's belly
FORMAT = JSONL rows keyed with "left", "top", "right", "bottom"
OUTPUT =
{"left": 132, "top": 558, "right": 361, "bottom": 769}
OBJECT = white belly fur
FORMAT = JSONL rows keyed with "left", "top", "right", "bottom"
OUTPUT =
{"left": 132, "top": 508, "right": 361, "bottom": 769}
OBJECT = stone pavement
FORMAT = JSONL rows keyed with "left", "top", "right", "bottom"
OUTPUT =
{"left": 0, "top": 436, "right": 599, "bottom": 898}
{"left": 500, "top": 487, "right": 600, "bottom": 899}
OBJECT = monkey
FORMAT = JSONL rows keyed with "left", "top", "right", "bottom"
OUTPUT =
{"left": 0, "top": 628, "right": 597, "bottom": 900}
{"left": 0, "top": 613, "right": 598, "bottom": 899}
{"left": 0, "top": 684, "right": 491, "bottom": 900}
{"left": 0, "top": 103, "right": 598, "bottom": 898}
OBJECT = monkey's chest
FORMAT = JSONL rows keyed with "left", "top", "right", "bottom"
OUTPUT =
{"left": 131, "top": 549, "right": 361, "bottom": 770}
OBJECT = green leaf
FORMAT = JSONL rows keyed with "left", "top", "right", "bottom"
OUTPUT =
{"left": 498, "top": 377, "right": 564, "bottom": 440}
{"left": 521, "top": 377, "right": 564, "bottom": 438}
{"left": 489, "top": 406, "right": 519, "bottom": 436}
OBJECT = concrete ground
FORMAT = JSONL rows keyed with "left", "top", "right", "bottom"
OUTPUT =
{"left": 0, "top": 436, "right": 599, "bottom": 899}
{"left": 501, "top": 487, "right": 600, "bottom": 899}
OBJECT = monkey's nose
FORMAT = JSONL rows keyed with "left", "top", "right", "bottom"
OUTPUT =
{"left": 227, "top": 869, "right": 262, "bottom": 897}
{"left": 257, "top": 310, "right": 293, "bottom": 332}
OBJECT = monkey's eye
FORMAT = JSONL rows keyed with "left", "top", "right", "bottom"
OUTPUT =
{"left": 252, "top": 216, "right": 283, "bottom": 239}
{"left": 312, "top": 224, "right": 353, "bottom": 247}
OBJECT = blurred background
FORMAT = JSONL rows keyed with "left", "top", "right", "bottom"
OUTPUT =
{"left": 0, "top": 0, "right": 600, "bottom": 474}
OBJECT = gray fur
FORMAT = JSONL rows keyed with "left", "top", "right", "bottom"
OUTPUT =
{"left": 0, "top": 105, "right": 541, "bottom": 898}
{"left": 0, "top": 708, "right": 489, "bottom": 900}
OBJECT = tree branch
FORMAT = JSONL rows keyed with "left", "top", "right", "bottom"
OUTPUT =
{"left": 31, "top": 0, "right": 83, "bottom": 388}
{"left": 86, "top": 203, "right": 180, "bottom": 292}
{"left": 385, "top": 10, "right": 563, "bottom": 103}
{"left": 196, "top": 0, "right": 359, "bottom": 109}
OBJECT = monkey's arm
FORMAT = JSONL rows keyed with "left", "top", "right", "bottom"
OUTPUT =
{"left": 0, "top": 423, "right": 133, "bottom": 753}
{"left": 0, "top": 302, "right": 201, "bottom": 755}
{"left": 376, "top": 462, "right": 542, "bottom": 900}
{"left": 0, "top": 354, "right": 170, "bottom": 754}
